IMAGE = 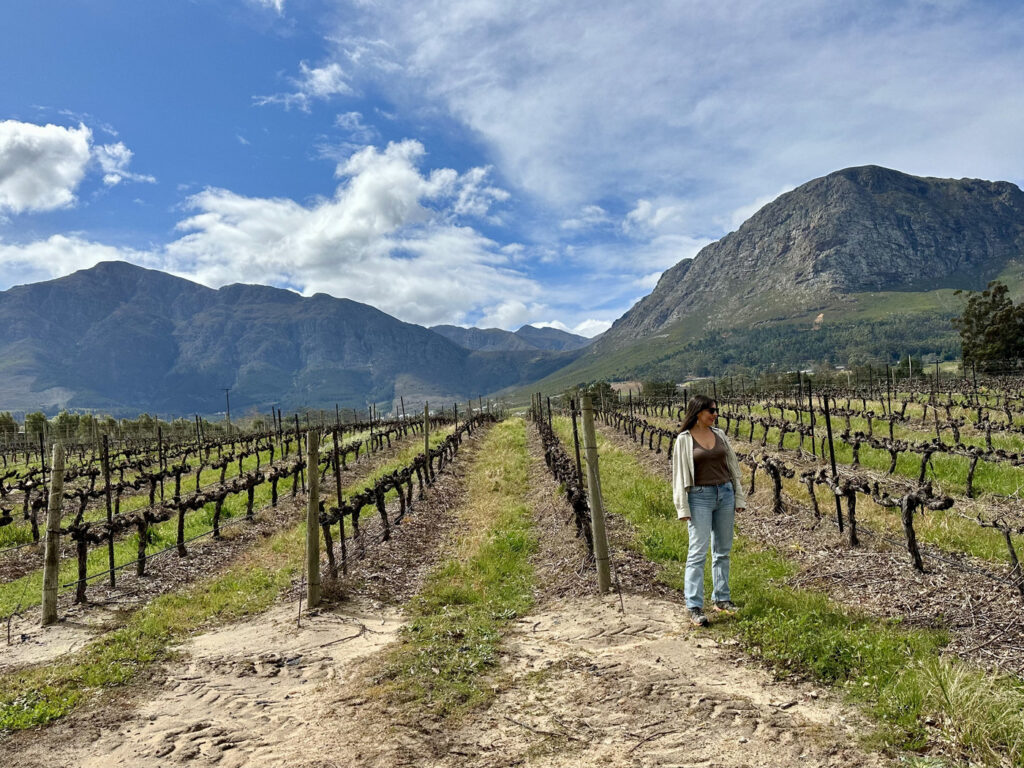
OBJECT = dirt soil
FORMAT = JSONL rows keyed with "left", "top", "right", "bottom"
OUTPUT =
{"left": 1, "top": 421, "right": 895, "bottom": 767}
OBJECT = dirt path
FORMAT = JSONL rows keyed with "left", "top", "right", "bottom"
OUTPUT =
{"left": 8, "top": 602, "right": 404, "bottom": 768}
{"left": 292, "top": 421, "right": 892, "bottom": 767}
{"left": 425, "top": 593, "right": 889, "bottom": 767}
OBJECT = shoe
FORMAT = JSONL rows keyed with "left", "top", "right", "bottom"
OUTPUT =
{"left": 713, "top": 600, "right": 738, "bottom": 612}
{"left": 688, "top": 607, "right": 709, "bottom": 627}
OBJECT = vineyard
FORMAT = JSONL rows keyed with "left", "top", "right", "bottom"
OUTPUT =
{"left": 1, "top": 377, "right": 1024, "bottom": 768}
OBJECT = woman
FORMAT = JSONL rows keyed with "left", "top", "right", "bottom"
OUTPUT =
{"left": 671, "top": 395, "right": 746, "bottom": 627}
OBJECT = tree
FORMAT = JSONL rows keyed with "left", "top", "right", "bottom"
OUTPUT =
{"left": 0, "top": 412, "right": 18, "bottom": 437}
{"left": 952, "top": 281, "right": 1024, "bottom": 367}
{"left": 52, "top": 411, "right": 80, "bottom": 440}
{"left": 25, "top": 412, "right": 48, "bottom": 440}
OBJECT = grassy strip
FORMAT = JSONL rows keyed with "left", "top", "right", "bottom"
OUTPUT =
{"left": 0, "top": 428, "right": 453, "bottom": 732}
{"left": 554, "top": 415, "right": 1024, "bottom": 767}
{"left": 371, "top": 418, "right": 535, "bottom": 719}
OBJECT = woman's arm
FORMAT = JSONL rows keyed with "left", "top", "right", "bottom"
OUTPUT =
{"left": 672, "top": 435, "right": 691, "bottom": 519}
{"left": 722, "top": 433, "right": 747, "bottom": 510}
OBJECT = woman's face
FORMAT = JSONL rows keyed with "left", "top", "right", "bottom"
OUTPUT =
{"left": 697, "top": 402, "right": 718, "bottom": 428}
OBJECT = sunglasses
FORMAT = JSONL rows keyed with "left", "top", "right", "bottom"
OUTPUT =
{"left": 705, "top": 407, "right": 719, "bottom": 414}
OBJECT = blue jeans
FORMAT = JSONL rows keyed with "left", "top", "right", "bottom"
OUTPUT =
{"left": 684, "top": 482, "right": 736, "bottom": 609}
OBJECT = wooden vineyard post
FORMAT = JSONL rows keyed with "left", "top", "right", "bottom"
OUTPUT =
{"left": 571, "top": 398, "right": 583, "bottom": 481}
{"left": 822, "top": 394, "right": 844, "bottom": 533}
{"left": 41, "top": 443, "right": 66, "bottom": 626}
{"left": 305, "top": 430, "right": 321, "bottom": 609}
{"left": 423, "top": 400, "right": 430, "bottom": 455}
{"left": 158, "top": 426, "right": 165, "bottom": 501}
{"left": 807, "top": 378, "right": 816, "bottom": 458}
{"left": 580, "top": 395, "right": 611, "bottom": 593}
{"left": 332, "top": 428, "right": 347, "bottom": 575}
{"left": 102, "top": 435, "right": 116, "bottom": 585}
{"left": 294, "top": 414, "right": 305, "bottom": 491}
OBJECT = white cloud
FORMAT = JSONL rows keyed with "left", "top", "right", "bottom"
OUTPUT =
{"left": 335, "top": 0, "right": 1024, "bottom": 228}
{"left": 0, "top": 120, "right": 155, "bottom": 213}
{"left": 255, "top": 61, "right": 353, "bottom": 112}
{"left": 335, "top": 111, "right": 377, "bottom": 143}
{"left": 94, "top": 142, "right": 157, "bottom": 186}
{"left": 623, "top": 198, "right": 692, "bottom": 235}
{"left": 160, "top": 140, "right": 532, "bottom": 326}
{"left": 572, "top": 318, "right": 611, "bottom": 337}
{"left": 0, "top": 121, "right": 91, "bottom": 213}
{"left": 478, "top": 300, "right": 546, "bottom": 330}
{"left": 452, "top": 166, "right": 510, "bottom": 220}
{"left": 534, "top": 318, "right": 611, "bottom": 338}
{"left": 0, "top": 235, "right": 155, "bottom": 286}
{"left": 252, "top": 0, "right": 285, "bottom": 14}
{"left": 560, "top": 204, "right": 610, "bottom": 230}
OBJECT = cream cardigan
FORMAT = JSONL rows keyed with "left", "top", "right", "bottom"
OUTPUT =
{"left": 671, "top": 427, "right": 747, "bottom": 519}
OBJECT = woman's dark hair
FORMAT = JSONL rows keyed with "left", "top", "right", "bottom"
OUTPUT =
{"left": 681, "top": 395, "right": 717, "bottom": 432}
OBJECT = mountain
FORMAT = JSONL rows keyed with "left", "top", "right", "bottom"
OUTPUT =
{"left": 429, "top": 325, "right": 535, "bottom": 352}
{"left": 526, "top": 165, "right": 1024, "bottom": 389}
{"left": 430, "top": 324, "right": 592, "bottom": 352}
{"left": 513, "top": 325, "right": 594, "bottom": 351}
{"left": 0, "top": 262, "right": 585, "bottom": 415}
{"left": 605, "top": 165, "right": 1024, "bottom": 344}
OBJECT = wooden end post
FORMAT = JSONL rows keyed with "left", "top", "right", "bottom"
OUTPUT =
{"left": 305, "top": 430, "right": 321, "bottom": 609}
{"left": 41, "top": 443, "right": 66, "bottom": 626}
{"left": 580, "top": 395, "right": 611, "bottom": 593}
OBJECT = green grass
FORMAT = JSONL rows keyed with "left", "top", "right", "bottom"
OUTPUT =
{"left": 552, "top": 415, "right": 1024, "bottom": 766}
{"left": 0, "top": 426, "right": 456, "bottom": 732}
{"left": 372, "top": 418, "right": 536, "bottom": 718}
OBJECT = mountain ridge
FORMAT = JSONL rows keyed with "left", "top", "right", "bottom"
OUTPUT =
{"left": 598, "top": 165, "right": 1024, "bottom": 348}
{"left": 430, "top": 323, "right": 592, "bottom": 352}
{"left": 0, "top": 262, "right": 584, "bottom": 415}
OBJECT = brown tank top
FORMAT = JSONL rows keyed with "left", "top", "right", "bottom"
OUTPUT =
{"left": 692, "top": 432, "right": 732, "bottom": 486}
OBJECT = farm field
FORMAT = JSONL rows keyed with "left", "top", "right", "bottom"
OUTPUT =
{"left": 3, "top": 400, "right": 1022, "bottom": 767}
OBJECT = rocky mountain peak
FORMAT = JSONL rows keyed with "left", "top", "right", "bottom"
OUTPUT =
{"left": 602, "top": 165, "right": 1024, "bottom": 344}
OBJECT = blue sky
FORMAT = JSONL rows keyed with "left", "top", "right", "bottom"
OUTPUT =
{"left": 1, "top": 0, "right": 1022, "bottom": 336}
